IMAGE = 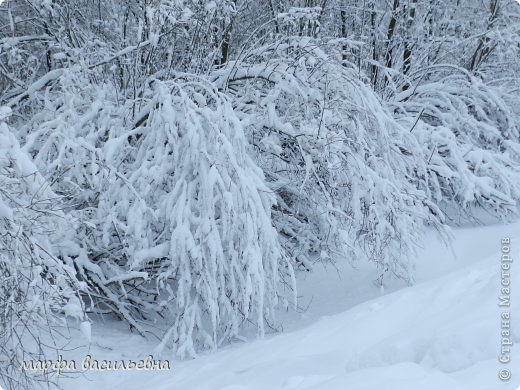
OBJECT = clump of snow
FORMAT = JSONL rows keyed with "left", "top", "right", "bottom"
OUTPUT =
{"left": 80, "top": 321, "right": 92, "bottom": 343}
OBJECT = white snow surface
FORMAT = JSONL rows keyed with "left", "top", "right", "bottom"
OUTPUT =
{"left": 57, "top": 222, "right": 520, "bottom": 390}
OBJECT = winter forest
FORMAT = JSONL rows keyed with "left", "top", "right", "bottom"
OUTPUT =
{"left": 1, "top": 0, "right": 520, "bottom": 389}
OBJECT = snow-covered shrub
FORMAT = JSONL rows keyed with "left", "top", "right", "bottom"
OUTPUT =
{"left": 393, "top": 71, "right": 520, "bottom": 221}
{"left": 12, "top": 68, "right": 150, "bottom": 335}
{"left": 13, "top": 69, "right": 294, "bottom": 357}
{"left": 0, "top": 107, "right": 86, "bottom": 389}
{"left": 96, "top": 77, "right": 293, "bottom": 356}
{"left": 215, "top": 39, "right": 446, "bottom": 282}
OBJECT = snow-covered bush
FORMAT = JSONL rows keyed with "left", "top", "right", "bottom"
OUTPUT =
{"left": 96, "top": 77, "right": 293, "bottom": 356}
{"left": 393, "top": 71, "right": 520, "bottom": 221}
{"left": 12, "top": 68, "right": 149, "bottom": 335}
{"left": 215, "top": 39, "right": 446, "bottom": 282}
{"left": 13, "top": 69, "right": 294, "bottom": 357}
{"left": 0, "top": 107, "right": 86, "bottom": 389}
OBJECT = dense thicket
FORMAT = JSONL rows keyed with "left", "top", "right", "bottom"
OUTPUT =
{"left": 1, "top": 0, "right": 519, "bottom": 387}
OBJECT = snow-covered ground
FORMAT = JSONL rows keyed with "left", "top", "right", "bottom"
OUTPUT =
{"left": 54, "top": 221, "right": 519, "bottom": 390}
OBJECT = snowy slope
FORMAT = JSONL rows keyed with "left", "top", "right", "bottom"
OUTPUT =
{"left": 58, "top": 223, "right": 520, "bottom": 390}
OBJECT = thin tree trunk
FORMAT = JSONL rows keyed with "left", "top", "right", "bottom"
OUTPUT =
{"left": 402, "top": 0, "right": 417, "bottom": 90}
{"left": 384, "top": 0, "right": 400, "bottom": 85}
{"left": 340, "top": 5, "right": 348, "bottom": 66}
